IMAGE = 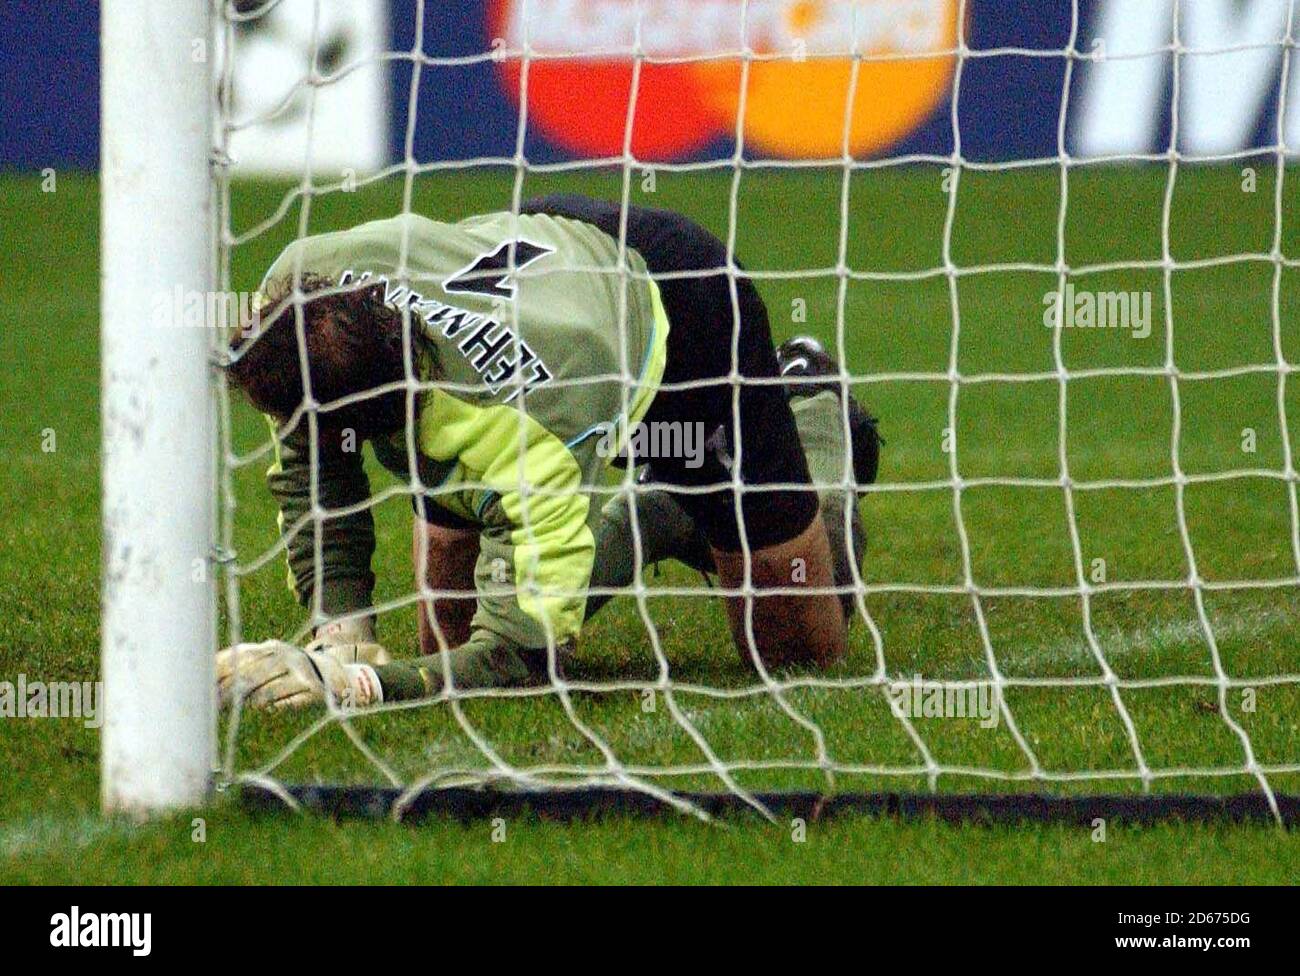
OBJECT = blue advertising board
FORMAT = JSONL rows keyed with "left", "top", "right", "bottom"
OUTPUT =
{"left": 1, "top": 1, "right": 1293, "bottom": 172}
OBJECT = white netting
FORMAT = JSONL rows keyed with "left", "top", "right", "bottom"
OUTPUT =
{"left": 214, "top": 0, "right": 1300, "bottom": 823}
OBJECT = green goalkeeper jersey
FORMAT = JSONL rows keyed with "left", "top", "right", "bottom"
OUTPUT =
{"left": 258, "top": 210, "right": 669, "bottom": 650}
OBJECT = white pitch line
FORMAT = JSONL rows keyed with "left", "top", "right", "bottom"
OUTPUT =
{"left": 993, "top": 599, "right": 1300, "bottom": 677}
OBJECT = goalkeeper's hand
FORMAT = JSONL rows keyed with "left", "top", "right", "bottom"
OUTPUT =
{"left": 216, "top": 640, "right": 384, "bottom": 711}
{"left": 306, "top": 618, "right": 392, "bottom": 667}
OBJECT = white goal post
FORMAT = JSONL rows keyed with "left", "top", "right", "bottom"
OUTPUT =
{"left": 100, "top": 0, "right": 217, "bottom": 814}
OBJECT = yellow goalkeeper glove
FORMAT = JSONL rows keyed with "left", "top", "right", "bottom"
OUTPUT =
{"left": 217, "top": 639, "right": 384, "bottom": 711}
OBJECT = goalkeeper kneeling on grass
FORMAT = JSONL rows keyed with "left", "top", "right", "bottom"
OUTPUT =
{"left": 218, "top": 195, "right": 881, "bottom": 710}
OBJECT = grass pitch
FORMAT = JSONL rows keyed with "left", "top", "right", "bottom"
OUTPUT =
{"left": 3, "top": 165, "right": 1300, "bottom": 884}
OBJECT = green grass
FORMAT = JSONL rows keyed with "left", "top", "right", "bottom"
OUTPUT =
{"left": 3, "top": 164, "right": 1300, "bottom": 884}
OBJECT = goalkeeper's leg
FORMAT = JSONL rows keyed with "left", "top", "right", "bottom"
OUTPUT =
{"left": 596, "top": 282, "right": 853, "bottom": 668}
{"left": 410, "top": 495, "right": 480, "bottom": 654}
{"left": 586, "top": 436, "right": 858, "bottom": 670}
{"left": 587, "top": 387, "right": 869, "bottom": 624}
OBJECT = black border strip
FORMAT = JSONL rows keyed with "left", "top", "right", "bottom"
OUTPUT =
{"left": 241, "top": 784, "right": 1300, "bottom": 826}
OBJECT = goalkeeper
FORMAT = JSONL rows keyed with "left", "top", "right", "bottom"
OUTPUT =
{"left": 219, "top": 195, "right": 880, "bottom": 709}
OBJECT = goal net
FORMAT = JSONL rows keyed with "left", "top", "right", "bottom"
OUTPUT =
{"left": 208, "top": 0, "right": 1300, "bottom": 825}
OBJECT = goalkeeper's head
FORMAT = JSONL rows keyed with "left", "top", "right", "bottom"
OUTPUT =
{"left": 226, "top": 272, "right": 413, "bottom": 437}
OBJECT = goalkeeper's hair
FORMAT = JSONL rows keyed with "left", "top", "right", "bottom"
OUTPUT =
{"left": 227, "top": 272, "right": 417, "bottom": 437}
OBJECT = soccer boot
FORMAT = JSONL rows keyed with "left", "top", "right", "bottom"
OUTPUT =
{"left": 776, "top": 335, "right": 882, "bottom": 490}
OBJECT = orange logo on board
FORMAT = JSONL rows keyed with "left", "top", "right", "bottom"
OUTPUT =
{"left": 489, "top": 0, "right": 961, "bottom": 160}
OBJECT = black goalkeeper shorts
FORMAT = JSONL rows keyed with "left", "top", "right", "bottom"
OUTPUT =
{"left": 522, "top": 194, "right": 818, "bottom": 552}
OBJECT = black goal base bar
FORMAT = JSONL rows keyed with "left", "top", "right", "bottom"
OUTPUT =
{"left": 241, "top": 783, "right": 1300, "bottom": 827}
